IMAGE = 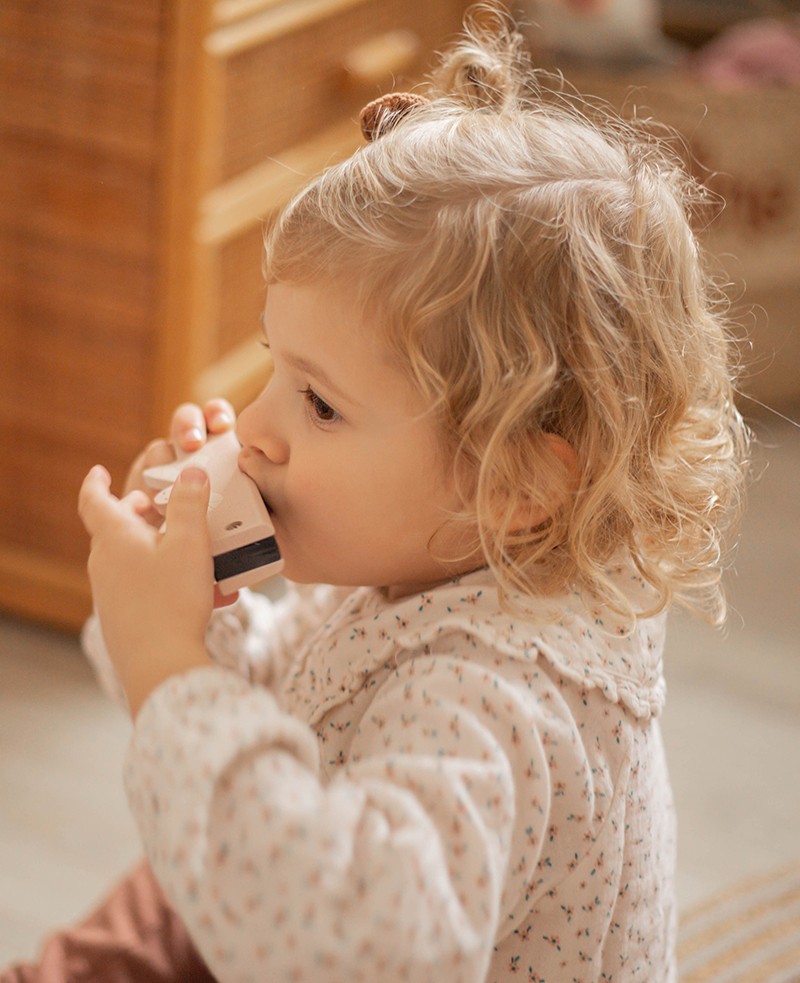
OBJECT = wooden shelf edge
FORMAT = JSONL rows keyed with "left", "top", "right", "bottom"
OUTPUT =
{"left": 207, "top": 0, "right": 367, "bottom": 56}
{"left": 0, "top": 546, "right": 91, "bottom": 635}
{"left": 198, "top": 117, "right": 362, "bottom": 245}
{"left": 213, "top": 0, "right": 286, "bottom": 28}
{"left": 194, "top": 334, "right": 273, "bottom": 408}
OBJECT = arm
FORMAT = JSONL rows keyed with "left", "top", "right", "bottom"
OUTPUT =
{"left": 78, "top": 464, "right": 214, "bottom": 719}
{"left": 80, "top": 398, "right": 301, "bottom": 709}
{"left": 84, "top": 580, "right": 342, "bottom": 708}
{"left": 81, "top": 588, "right": 278, "bottom": 711}
{"left": 124, "top": 654, "right": 550, "bottom": 982}
{"left": 80, "top": 400, "right": 234, "bottom": 708}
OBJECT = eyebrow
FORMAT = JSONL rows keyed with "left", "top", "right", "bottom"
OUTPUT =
{"left": 282, "top": 350, "right": 362, "bottom": 409}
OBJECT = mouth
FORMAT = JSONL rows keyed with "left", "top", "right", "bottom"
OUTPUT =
{"left": 253, "top": 484, "right": 277, "bottom": 526}
{"left": 256, "top": 485, "right": 276, "bottom": 519}
{"left": 237, "top": 448, "right": 273, "bottom": 515}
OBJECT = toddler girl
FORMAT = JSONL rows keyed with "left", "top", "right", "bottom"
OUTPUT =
{"left": 6, "top": 11, "right": 748, "bottom": 983}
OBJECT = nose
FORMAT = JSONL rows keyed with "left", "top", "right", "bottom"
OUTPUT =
{"left": 237, "top": 386, "right": 289, "bottom": 465}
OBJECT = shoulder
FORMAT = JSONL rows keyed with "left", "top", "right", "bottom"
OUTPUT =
{"left": 378, "top": 563, "right": 668, "bottom": 720}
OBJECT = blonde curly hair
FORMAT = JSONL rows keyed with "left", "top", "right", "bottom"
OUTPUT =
{"left": 264, "top": 8, "right": 749, "bottom": 624}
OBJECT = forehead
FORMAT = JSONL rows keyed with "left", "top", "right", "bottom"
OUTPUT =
{"left": 264, "top": 281, "right": 428, "bottom": 419}
{"left": 264, "top": 279, "right": 377, "bottom": 354}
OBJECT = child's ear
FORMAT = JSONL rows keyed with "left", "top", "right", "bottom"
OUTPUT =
{"left": 498, "top": 433, "right": 579, "bottom": 533}
{"left": 545, "top": 432, "right": 579, "bottom": 483}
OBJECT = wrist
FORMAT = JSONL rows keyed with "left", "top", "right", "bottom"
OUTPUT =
{"left": 124, "top": 640, "right": 211, "bottom": 720}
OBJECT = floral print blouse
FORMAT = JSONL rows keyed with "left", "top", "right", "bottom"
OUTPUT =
{"left": 83, "top": 563, "right": 677, "bottom": 983}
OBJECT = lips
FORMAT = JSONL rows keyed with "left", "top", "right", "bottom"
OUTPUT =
{"left": 252, "top": 478, "right": 275, "bottom": 518}
{"left": 249, "top": 476, "right": 276, "bottom": 520}
{"left": 238, "top": 447, "right": 273, "bottom": 514}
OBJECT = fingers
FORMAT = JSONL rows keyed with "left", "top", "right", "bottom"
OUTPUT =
{"left": 140, "top": 438, "right": 174, "bottom": 470}
{"left": 170, "top": 400, "right": 236, "bottom": 454}
{"left": 213, "top": 585, "right": 239, "bottom": 609}
{"left": 204, "top": 399, "right": 236, "bottom": 436}
{"left": 170, "top": 403, "right": 207, "bottom": 452}
{"left": 162, "top": 467, "right": 212, "bottom": 549}
{"left": 127, "top": 488, "right": 156, "bottom": 518}
{"left": 78, "top": 464, "right": 139, "bottom": 537}
{"left": 78, "top": 465, "right": 116, "bottom": 536}
{"left": 80, "top": 467, "right": 157, "bottom": 535}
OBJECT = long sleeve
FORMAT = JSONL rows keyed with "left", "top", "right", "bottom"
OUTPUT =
{"left": 81, "top": 612, "right": 130, "bottom": 710}
{"left": 123, "top": 651, "right": 545, "bottom": 983}
{"left": 81, "top": 582, "right": 346, "bottom": 709}
{"left": 119, "top": 568, "right": 677, "bottom": 982}
{"left": 202, "top": 583, "right": 345, "bottom": 689}
{"left": 81, "top": 591, "right": 279, "bottom": 711}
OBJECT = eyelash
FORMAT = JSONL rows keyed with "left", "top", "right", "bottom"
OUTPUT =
{"left": 257, "top": 337, "right": 341, "bottom": 427}
{"left": 299, "top": 386, "right": 340, "bottom": 426}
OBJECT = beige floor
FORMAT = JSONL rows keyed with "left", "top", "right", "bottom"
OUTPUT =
{"left": 1, "top": 417, "right": 798, "bottom": 968}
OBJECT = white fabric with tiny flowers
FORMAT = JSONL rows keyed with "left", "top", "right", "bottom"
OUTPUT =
{"left": 83, "top": 563, "right": 677, "bottom": 983}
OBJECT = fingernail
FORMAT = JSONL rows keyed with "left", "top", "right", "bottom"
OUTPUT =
{"left": 185, "top": 427, "right": 204, "bottom": 445}
{"left": 212, "top": 411, "right": 234, "bottom": 429}
{"left": 180, "top": 467, "right": 208, "bottom": 486}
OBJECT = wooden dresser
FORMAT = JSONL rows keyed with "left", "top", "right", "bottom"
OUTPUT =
{"left": 0, "top": 0, "right": 466, "bottom": 632}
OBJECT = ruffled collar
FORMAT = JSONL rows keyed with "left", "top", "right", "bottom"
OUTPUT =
{"left": 282, "top": 561, "right": 666, "bottom": 725}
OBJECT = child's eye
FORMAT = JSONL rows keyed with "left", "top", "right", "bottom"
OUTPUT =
{"left": 299, "top": 386, "right": 340, "bottom": 425}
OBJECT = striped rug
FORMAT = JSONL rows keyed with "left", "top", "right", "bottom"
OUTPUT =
{"left": 678, "top": 860, "right": 800, "bottom": 982}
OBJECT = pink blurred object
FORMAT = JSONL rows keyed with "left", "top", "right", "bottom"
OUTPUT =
{"left": 686, "top": 18, "right": 800, "bottom": 88}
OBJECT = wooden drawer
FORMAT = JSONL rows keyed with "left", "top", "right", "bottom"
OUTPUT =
{"left": 0, "top": 0, "right": 469, "bottom": 633}
{"left": 190, "top": 220, "right": 275, "bottom": 409}
{"left": 192, "top": 119, "right": 365, "bottom": 407}
{"left": 216, "top": 222, "right": 268, "bottom": 356}
{"left": 206, "top": 0, "right": 460, "bottom": 183}
{"left": 191, "top": 0, "right": 467, "bottom": 411}
{"left": 0, "top": 3, "right": 161, "bottom": 160}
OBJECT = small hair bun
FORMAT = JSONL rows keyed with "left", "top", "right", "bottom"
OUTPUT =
{"left": 359, "top": 92, "right": 430, "bottom": 142}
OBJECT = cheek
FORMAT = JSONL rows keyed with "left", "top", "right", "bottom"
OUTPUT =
{"left": 286, "top": 433, "right": 452, "bottom": 537}
{"left": 284, "top": 454, "right": 356, "bottom": 522}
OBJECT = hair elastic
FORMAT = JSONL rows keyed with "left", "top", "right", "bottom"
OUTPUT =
{"left": 359, "top": 92, "right": 430, "bottom": 142}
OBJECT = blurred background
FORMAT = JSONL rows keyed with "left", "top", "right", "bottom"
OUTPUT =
{"left": 1, "top": 0, "right": 799, "bottom": 970}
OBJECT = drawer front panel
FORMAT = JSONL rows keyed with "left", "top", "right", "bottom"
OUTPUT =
{"left": 211, "top": 0, "right": 462, "bottom": 182}
{"left": 216, "top": 222, "right": 269, "bottom": 358}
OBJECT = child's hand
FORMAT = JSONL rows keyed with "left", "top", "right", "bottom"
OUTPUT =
{"left": 78, "top": 464, "right": 215, "bottom": 718}
{"left": 124, "top": 399, "right": 237, "bottom": 526}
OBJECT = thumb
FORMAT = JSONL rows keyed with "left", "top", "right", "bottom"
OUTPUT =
{"left": 164, "top": 467, "right": 211, "bottom": 546}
